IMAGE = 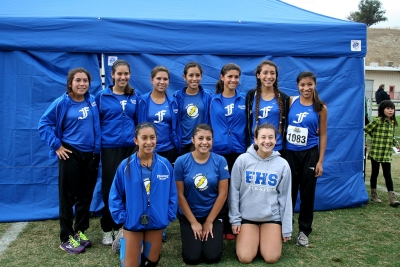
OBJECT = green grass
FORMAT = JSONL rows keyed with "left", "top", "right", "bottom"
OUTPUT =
{"left": 1, "top": 158, "right": 400, "bottom": 266}
{"left": 395, "top": 116, "right": 400, "bottom": 137}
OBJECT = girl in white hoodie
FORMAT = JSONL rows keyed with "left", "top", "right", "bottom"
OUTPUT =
{"left": 229, "top": 123, "right": 292, "bottom": 264}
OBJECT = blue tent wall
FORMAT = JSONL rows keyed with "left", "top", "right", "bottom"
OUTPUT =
{"left": 0, "top": 0, "right": 368, "bottom": 222}
{"left": 0, "top": 51, "right": 102, "bottom": 222}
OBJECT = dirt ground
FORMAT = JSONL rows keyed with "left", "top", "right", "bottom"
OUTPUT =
{"left": 366, "top": 28, "right": 400, "bottom": 67}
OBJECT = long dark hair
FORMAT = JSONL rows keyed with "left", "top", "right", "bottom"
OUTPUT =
{"left": 111, "top": 60, "right": 135, "bottom": 95}
{"left": 215, "top": 63, "right": 241, "bottom": 94}
{"left": 254, "top": 60, "right": 284, "bottom": 131}
{"left": 296, "top": 71, "right": 325, "bottom": 112}
{"left": 66, "top": 68, "right": 91, "bottom": 93}
{"left": 378, "top": 100, "right": 398, "bottom": 126}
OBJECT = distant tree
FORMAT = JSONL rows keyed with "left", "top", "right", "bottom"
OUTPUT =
{"left": 347, "top": 0, "right": 387, "bottom": 27}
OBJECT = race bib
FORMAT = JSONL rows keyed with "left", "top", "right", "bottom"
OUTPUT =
{"left": 286, "top": 125, "right": 308, "bottom": 146}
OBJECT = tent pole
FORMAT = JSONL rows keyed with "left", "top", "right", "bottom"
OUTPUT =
{"left": 101, "top": 53, "right": 105, "bottom": 89}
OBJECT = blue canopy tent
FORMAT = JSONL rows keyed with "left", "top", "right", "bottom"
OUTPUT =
{"left": 0, "top": 0, "right": 368, "bottom": 222}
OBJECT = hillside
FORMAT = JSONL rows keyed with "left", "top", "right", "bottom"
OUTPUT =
{"left": 366, "top": 28, "right": 400, "bottom": 67}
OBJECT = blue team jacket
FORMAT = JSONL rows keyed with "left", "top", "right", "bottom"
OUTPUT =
{"left": 109, "top": 152, "right": 178, "bottom": 231}
{"left": 95, "top": 86, "right": 139, "bottom": 148}
{"left": 137, "top": 92, "right": 181, "bottom": 153}
{"left": 209, "top": 91, "right": 247, "bottom": 154}
{"left": 38, "top": 92, "right": 101, "bottom": 158}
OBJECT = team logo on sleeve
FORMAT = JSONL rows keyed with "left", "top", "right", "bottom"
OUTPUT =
{"left": 186, "top": 103, "right": 199, "bottom": 118}
{"left": 194, "top": 173, "right": 208, "bottom": 191}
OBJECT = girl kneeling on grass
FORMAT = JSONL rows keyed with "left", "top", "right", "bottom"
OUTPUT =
{"left": 109, "top": 122, "right": 178, "bottom": 267}
{"left": 174, "top": 124, "right": 230, "bottom": 265}
{"left": 229, "top": 123, "right": 292, "bottom": 264}
{"left": 365, "top": 100, "right": 400, "bottom": 207}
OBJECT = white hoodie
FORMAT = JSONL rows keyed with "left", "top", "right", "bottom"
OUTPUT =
{"left": 228, "top": 145, "right": 292, "bottom": 238}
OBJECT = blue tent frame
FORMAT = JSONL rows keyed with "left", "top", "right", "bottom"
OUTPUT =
{"left": 0, "top": 0, "right": 368, "bottom": 222}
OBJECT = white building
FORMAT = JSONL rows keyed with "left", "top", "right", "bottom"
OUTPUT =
{"left": 365, "top": 63, "right": 400, "bottom": 100}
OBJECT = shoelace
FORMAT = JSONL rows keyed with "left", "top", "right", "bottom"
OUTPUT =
{"left": 68, "top": 235, "right": 80, "bottom": 248}
{"left": 77, "top": 231, "right": 88, "bottom": 241}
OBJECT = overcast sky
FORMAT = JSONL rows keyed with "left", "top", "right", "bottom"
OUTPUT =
{"left": 281, "top": 0, "right": 400, "bottom": 28}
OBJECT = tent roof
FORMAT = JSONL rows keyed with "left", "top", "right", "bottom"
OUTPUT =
{"left": 0, "top": 0, "right": 366, "bottom": 56}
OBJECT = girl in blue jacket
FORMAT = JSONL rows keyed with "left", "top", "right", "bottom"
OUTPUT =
{"left": 209, "top": 63, "right": 247, "bottom": 240}
{"left": 95, "top": 59, "right": 139, "bottom": 246}
{"left": 109, "top": 122, "right": 178, "bottom": 267}
{"left": 38, "top": 68, "right": 101, "bottom": 255}
{"left": 173, "top": 62, "right": 212, "bottom": 154}
{"left": 137, "top": 66, "right": 181, "bottom": 163}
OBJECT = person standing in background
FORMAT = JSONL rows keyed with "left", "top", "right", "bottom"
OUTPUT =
{"left": 375, "top": 84, "right": 390, "bottom": 105}
{"left": 285, "top": 71, "right": 327, "bottom": 248}
{"left": 365, "top": 100, "right": 400, "bottom": 207}
{"left": 174, "top": 62, "right": 212, "bottom": 154}
{"left": 209, "top": 63, "right": 247, "bottom": 241}
{"left": 137, "top": 66, "right": 180, "bottom": 242}
{"left": 95, "top": 59, "right": 139, "bottom": 246}
{"left": 246, "top": 60, "right": 289, "bottom": 155}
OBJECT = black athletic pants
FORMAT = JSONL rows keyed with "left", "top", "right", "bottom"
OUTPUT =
{"left": 101, "top": 146, "right": 135, "bottom": 232}
{"left": 157, "top": 147, "right": 178, "bottom": 165}
{"left": 58, "top": 143, "right": 100, "bottom": 242}
{"left": 370, "top": 158, "right": 394, "bottom": 191}
{"left": 285, "top": 146, "right": 319, "bottom": 236}
{"left": 178, "top": 213, "right": 224, "bottom": 265}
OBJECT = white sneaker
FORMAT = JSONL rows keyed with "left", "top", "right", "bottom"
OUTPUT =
{"left": 296, "top": 231, "right": 309, "bottom": 247}
{"left": 102, "top": 231, "right": 113, "bottom": 246}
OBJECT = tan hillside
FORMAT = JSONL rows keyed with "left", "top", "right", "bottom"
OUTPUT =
{"left": 366, "top": 28, "right": 400, "bottom": 67}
